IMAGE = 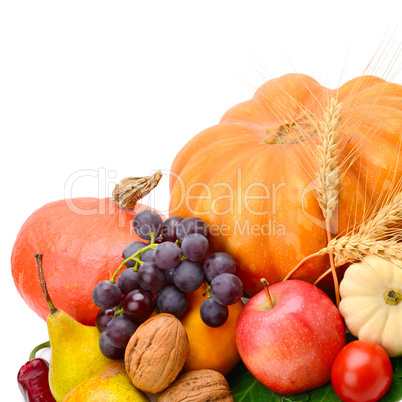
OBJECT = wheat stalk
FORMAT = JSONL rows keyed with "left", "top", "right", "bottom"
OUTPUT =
{"left": 283, "top": 98, "right": 343, "bottom": 303}
{"left": 316, "top": 98, "right": 343, "bottom": 306}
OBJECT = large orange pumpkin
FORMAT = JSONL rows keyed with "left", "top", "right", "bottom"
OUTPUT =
{"left": 169, "top": 74, "right": 402, "bottom": 297}
{"left": 12, "top": 173, "right": 164, "bottom": 325}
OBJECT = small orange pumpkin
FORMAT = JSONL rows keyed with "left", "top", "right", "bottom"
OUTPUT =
{"left": 169, "top": 74, "right": 402, "bottom": 297}
{"left": 11, "top": 172, "right": 164, "bottom": 325}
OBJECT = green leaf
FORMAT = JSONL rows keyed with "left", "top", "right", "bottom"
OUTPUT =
{"left": 307, "top": 382, "right": 341, "bottom": 401}
{"left": 396, "top": 357, "right": 402, "bottom": 379}
{"left": 227, "top": 362, "right": 309, "bottom": 402}
{"left": 382, "top": 357, "right": 402, "bottom": 402}
{"left": 228, "top": 357, "right": 402, "bottom": 402}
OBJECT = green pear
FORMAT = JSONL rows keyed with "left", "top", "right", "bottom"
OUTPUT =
{"left": 63, "top": 361, "right": 150, "bottom": 401}
{"left": 35, "top": 254, "right": 113, "bottom": 401}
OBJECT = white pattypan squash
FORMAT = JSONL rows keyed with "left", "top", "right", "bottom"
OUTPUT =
{"left": 339, "top": 255, "right": 402, "bottom": 357}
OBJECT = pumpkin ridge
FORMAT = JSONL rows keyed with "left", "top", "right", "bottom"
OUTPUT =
{"left": 169, "top": 123, "right": 265, "bottom": 192}
{"left": 334, "top": 75, "right": 386, "bottom": 102}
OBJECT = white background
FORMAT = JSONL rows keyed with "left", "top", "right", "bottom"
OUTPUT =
{"left": 1, "top": 1, "right": 401, "bottom": 399}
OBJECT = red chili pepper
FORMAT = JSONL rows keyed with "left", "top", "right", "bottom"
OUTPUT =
{"left": 17, "top": 341, "right": 55, "bottom": 402}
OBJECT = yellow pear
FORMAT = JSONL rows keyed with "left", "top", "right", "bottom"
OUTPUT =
{"left": 35, "top": 254, "right": 113, "bottom": 401}
{"left": 63, "top": 361, "right": 149, "bottom": 401}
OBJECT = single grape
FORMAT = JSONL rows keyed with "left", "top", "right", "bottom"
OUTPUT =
{"left": 210, "top": 273, "right": 243, "bottom": 306}
{"left": 137, "top": 262, "right": 166, "bottom": 293}
{"left": 122, "top": 289, "right": 155, "bottom": 320}
{"left": 176, "top": 217, "right": 208, "bottom": 242}
{"left": 95, "top": 308, "right": 115, "bottom": 332}
{"left": 165, "top": 268, "right": 175, "bottom": 285}
{"left": 181, "top": 233, "right": 209, "bottom": 261}
{"left": 99, "top": 331, "right": 125, "bottom": 359}
{"left": 133, "top": 210, "right": 163, "bottom": 240}
{"left": 161, "top": 216, "right": 183, "bottom": 242}
{"left": 140, "top": 248, "right": 154, "bottom": 263}
{"left": 203, "top": 252, "right": 236, "bottom": 282}
{"left": 92, "top": 280, "right": 122, "bottom": 309}
{"left": 173, "top": 260, "right": 204, "bottom": 292}
{"left": 122, "top": 241, "right": 147, "bottom": 267}
{"left": 153, "top": 241, "right": 182, "bottom": 270}
{"left": 155, "top": 286, "right": 188, "bottom": 318}
{"left": 117, "top": 268, "right": 140, "bottom": 295}
{"left": 200, "top": 298, "right": 229, "bottom": 327}
{"left": 105, "top": 315, "right": 138, "bottom": 349}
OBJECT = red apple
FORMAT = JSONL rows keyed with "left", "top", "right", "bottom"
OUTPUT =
{"left": 235, "top": 279, "right": 345, "bottom": 394}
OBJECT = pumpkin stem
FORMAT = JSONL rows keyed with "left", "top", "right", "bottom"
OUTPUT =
{"left": 384, "top": 288, "right": 402, "bottom": 305}
{"left": 111, "top": 171, "right": 162, "bottom": 210}
{"left": 263, "top": 112, "right": 316, "bottom": 145}
{"left": 34, "top": 253, "right": 57, "bottom": 315}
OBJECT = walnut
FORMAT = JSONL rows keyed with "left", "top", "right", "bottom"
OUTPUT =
{"left": 124, "top": 313, "right": 190, "bottom": 394}
{"left": 157, "top": 369, "right": 234, "bottom": 401}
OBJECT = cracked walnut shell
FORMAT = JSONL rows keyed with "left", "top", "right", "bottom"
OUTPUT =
{"left": 124, "top": 313, "right": 190, "bottom": 394}
{"left": 157, "top": 369, "right": 233, "bottom": 401}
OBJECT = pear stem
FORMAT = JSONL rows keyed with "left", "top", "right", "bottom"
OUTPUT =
{"left": 261, "top": 278, "right": 274, "bottom": 309}
{"left": 29, "top": 341, "right": 51, "bottom": 361}
{"left": 34, "top": 253, "right": 57, "bottom": 314}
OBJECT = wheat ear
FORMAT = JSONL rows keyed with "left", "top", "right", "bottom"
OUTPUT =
{"left": 315, "top": 97, "right": 342, "bottom": 220}
{"left": 357, "top": 191, "right": 402, "bottom": 239}
{"left": 321, "top": 236, "right": 402, "bottom": 266}
{"left": 317, "top": 189, "right": 402, "bottom": 269}
{"left": 314, "top": 237, "right": 402, "bottom": 284}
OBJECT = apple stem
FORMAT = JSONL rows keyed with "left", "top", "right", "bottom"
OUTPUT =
{"left": 261, "top": 278, "right": 273, "bottom": 308}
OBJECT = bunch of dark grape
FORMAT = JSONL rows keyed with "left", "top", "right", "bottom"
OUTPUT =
{"left": 92, "top": 210, "right": 243, "bottom": 359}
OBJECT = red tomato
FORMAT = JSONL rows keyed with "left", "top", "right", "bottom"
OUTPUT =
{"left": 331, "top": 340, "right": 393, "bottom": 402}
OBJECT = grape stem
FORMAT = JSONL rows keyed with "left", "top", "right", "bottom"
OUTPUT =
{"left": 113, "top": 299, "right": 123, "bottom": 317}
{"left": 202, "top": 281, "right": 212, "bottom": 298}
{"left": 133, "top": 258, "right": 144, "bottom": 271}
{"left": 110, "top": 232, "right": 158, "bottom": 283}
